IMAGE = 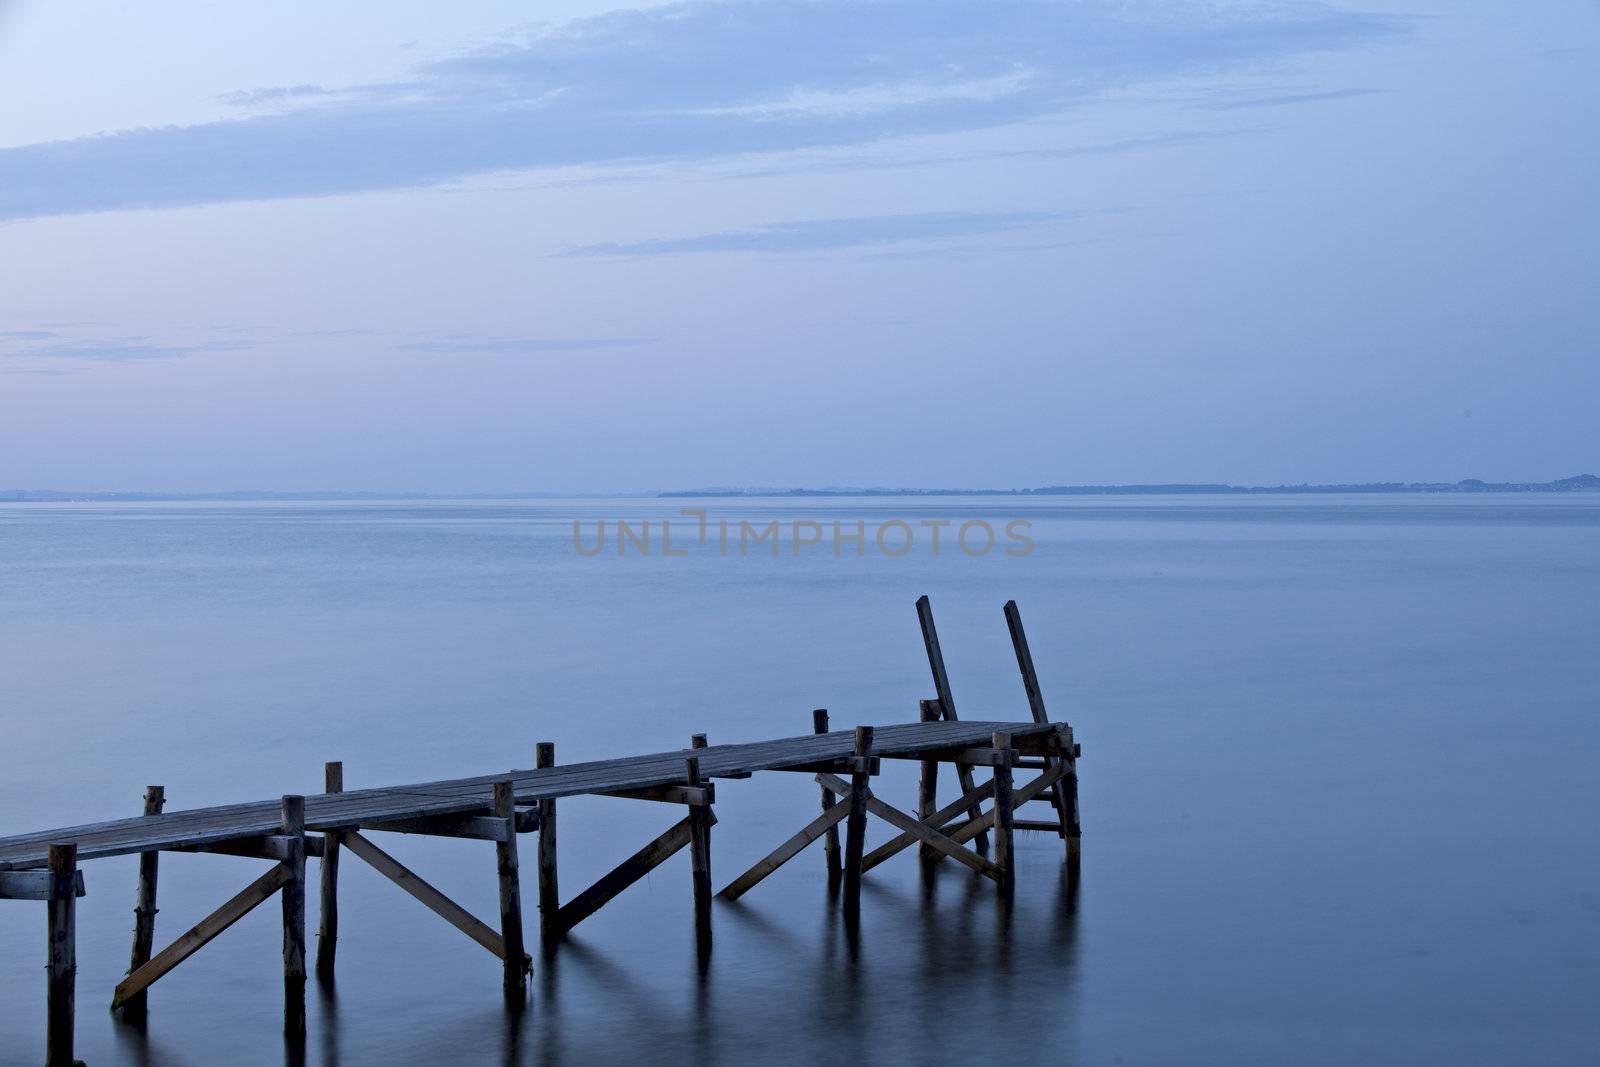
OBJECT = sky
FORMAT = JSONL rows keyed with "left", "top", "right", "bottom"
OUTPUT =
{"left": 0, "top": 0, "right": 1595, "bottom": 492}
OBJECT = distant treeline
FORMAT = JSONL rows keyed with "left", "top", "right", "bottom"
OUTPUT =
{"left": 3, "top": 474, "right": 1595, "bottom": 502}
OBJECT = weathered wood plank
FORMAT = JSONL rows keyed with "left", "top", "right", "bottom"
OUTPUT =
{"left": 340, "top": 831, "right": 509, "bottom": 960}
{"left": 0, "top": 869, "right": 85, "bottom": 900}
{"left": 111, "top": 864, "right": 289, "bottom": 1010}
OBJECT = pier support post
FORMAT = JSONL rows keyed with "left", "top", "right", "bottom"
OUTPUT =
{"left": 280, "top": 795, "right": 307, "bottom": 1037}
{"left": 991, "top": 733, "right": 1015, "bottom": 895}
{"left": 917, "top": 701, "right": 940, "bottom": 866}
{"left": 535, "top": 743, "right": 559, "bottom": 948}
{"left": 493, "top": 780, "right": 528, "bottom": 999}
{"left": 118, "top": 784, "right": 165, "bottom": 1023}
{"left": 842, "top": 726, "right": 875, "bottom": 917}
{"left": 45, "top": 843, "right": 77, "bottom": 1067}
{"left": 686, "top": 749, "right": 713, "bottom": 951}
{"left": 317, "top": 762, "right": 342, "bottom": 981}
{"left": 811, "top": 709, "right": 842, "bottom": 883}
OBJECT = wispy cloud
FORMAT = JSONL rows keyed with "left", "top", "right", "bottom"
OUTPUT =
{"left": 397, "top": 337, "right": 649, "bottom": 353}
{"left": 0, "top": 336, "right": 254, "bottom": 361}
{"left": 1204, "top": 88, "right": 1386, "bottom": 110}
{"left": 564, "top": 210, "right": 1066, "bottom": 256}
{"left": 0, "top": 1, "right": 1401, "bottom": 222}
{"left": 0, "top": 330, "right": 57, "bottom": 340}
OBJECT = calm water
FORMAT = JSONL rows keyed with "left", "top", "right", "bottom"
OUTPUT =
{"left": 1, "top": 495, "right": 1596, "bottom": 1065}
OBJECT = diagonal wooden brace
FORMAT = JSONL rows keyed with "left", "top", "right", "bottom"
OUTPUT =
{"left": 860, "top": 776, "right": 997, "bottom": 873}
{"left": 555, "top": 810, "right": 719, "bottom": 935}
{"left": 815, "top": 773, "right": 1002, "bottom": 882}
{"left": 717, "top": 797, "right": 853, "bottom": 901}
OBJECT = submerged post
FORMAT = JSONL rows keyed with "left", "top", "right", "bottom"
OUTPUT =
{"left": 45, "top": 842, "right": 76, "bottom": 1067}
{"left": 686, "top": 751, "right": 713, "bottom": 949}
{"left": 535, "top": 742, "right": 559, "bottom": 948}
{"left": 280, "top": 795, "right": 307, "bottom": 1037}
{"left": 493, "top": 780, "right": 528, "bottom": 998}
{"left": 842, "top": 726, "right": 874, "bottom": 916}
{"left": 992, "top": 732, "right": 1015, "bottom": 894}
{"left": 812, "top": 709, "right": 841, "bottom": 882}
{"left": 119, "top": 784, "right": 165, "bottom": 1023}
{"left": 317, "top": 761, "right": 342, "bottom": 981}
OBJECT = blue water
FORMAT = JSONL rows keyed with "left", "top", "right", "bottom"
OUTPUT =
{"left": 1, "top": 495, "right": 1596, "bottom": 1065}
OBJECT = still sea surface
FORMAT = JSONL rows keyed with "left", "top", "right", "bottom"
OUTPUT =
{"left": 0, "top": 495, "right": 1596, "bottom": 1065}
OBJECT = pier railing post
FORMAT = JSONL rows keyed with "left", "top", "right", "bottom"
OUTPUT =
{"left": 493, "top": 780, "right": 528, "bottom": 999}
{"left": 842, "top": 726, "right": 875, "bottom": 917}
{"left": 118, "top": 784, "right": 165, "bottom": 1023}
{"left": 991, "top": 733, "right": 1016, "bottom": 894}
{"left": 317, "top": 761, "right": 342, "bottom": 981}
{"left": 535, "top": 743, "right": 559, "bottom": 948}
{"left": 686, "top": 748, "right": 713, "bottom": 951}
{"left": 811, "top": 709, "right": 842, "bottom": 883}
{"left": 45, "top": 842, "right": 77, "bottom": 1067}
{"left": 280, "top": 795, "right": 307, "bottom": 1037}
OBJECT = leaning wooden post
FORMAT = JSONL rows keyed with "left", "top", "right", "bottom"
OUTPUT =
{"left": 118, "top": 784, "right": 165, "bottom": 1023}
{"left": 685, "top": 751, "right": 713, "bottom": 947}
{"left": 535, "top": 743, "right": 559, "bottom": 947}
{"left": 280, "top": 795, "right": 307, "bottom": 1037}
{"left": 917, "top": 701, "right": 940, "bottom": 866}
{"left": 493, "top": 780, "right": 528, "bottom": 997}
{"left": 842, "top": 726, "right": 874, "bottom": 916}
{"left": 316, "top": 761, "right": 342, "bottom": 981}
{"left": 991, "top": 733, "right": 1016, "bottom": 894}
{"left": 45, "top": 843, "right": 77, "bottom": 1067}
{"left": 812, "top": 709, "right": 842, "bottom": 881}
{"left": 915, "top": 595, "right": 988, "bottom": 852}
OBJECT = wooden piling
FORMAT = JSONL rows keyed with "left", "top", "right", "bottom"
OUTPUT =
{"left": 316, "top": 762, "right": 342, "bottom": 981}
{"left": 685, "top": 753, "right": 713, "bottom": 946}
{"left": 842, "top": 726, "right": 874, "bottom": 915}
{"left": 915, "top": 596, "right": 988, "bottom": 852}
{"left": 45, "top": 843, "right": 76, "bottom": 1067}
{"left": 280, "top": 795, "right": 307, "bottom": 1037}
{"left": 1004, "top": 599, "right": 1082, "bottom": 861}
{"left": 535, "top": 743, "right": 559, "bottom": 947}
{"left": 812, "top": 709, "right": 841, "bottom": 881}
{"left": 917, "top": 701, "right": 940, "bottom": 865}
{"left": 992, "top": 733, "right": 1015, "bottom": 894}
{"left": 118, "top": 784, "right": 165, "bottom": 1022}
{"left": 492, "top": 780, "right": 528, "bottom": 996}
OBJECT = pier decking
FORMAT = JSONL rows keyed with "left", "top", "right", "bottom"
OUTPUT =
{"left": 1, "top": 597, "right": 1082, "bottom": 1066}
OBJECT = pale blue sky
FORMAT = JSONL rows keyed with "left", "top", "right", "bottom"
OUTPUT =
{"left": 0, "top": 0, "right": 1594, "bottom": 491}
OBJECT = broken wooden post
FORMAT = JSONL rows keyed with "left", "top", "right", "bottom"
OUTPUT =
{"left": 916, "top": 595, "right": 988, "bottom": 852}
{"left": 842, "top": 726, "right": 874, "bottom": 916}
{"left": 45, "top": 843, "right": 76, "bottom": 1067}
{"left": 812, "top": 709, "right": 842, "bottom": 881}
{"left": 1004, "top": 598, "right": 1081, "bottom": 863}
{"left": 118, "top": 784, "right": 164, "bottom": 1023}
{"left": 992, "top": 733, "right": 1015, "bottom": 894}
{"left": 493, "top": 780, "right": 528, "bottom": 997}
{"left": 686, "top": 752, "right": 713, "bottom": 947}
{"left": 280, "top": 795, "right": 307, "bottom": 1037}
{"left": 917, "top": 701, "right": 940, "bottom": 866}
{"left": 535, "top": 742, "right": 559, "bottom": 948}
{"left": 316, "top": 761, "right": 342, "bottom": 981}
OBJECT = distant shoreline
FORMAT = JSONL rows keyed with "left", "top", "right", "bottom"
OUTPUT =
{"left": 2, "top": 475, "right": 1596, "bottom": 502}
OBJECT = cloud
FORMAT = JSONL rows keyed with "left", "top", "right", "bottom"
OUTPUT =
{"left": 0, "top": 330, "right": 57, "bottom": 340}
{"left": 0, "top": 1, "right": 1401, "bottom": 222}
{"left": 397, "top": 337, "right": 648, "bottom": 353}
{"left": 1204, "top": 88, "right": 1386, "bottom": 110}
{"left": 564, "top": 210, "right": 1067, "bottom": 256}
{"left": 0, "top": 336, "right": 254, "bottom": 361}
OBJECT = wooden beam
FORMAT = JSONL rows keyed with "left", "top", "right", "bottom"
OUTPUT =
{"left": 0, "top": 869, "right": 85, "bottom": 901}
{"left": 111, "top": 864, "right": 289, "bottom": 1010}
{"left": 942, "top": 763, "right": 1067, "bottom": 849}
{"left": 600, "top": 783, "right": 714, "bottom": 806}
{"left": 813, "top": 709, "right": 841, "bottom": 881}
{"left": 117, "top": 784, "right": 164, "bottom": 1022}
{"left": 717, "top": 795, "right": 852, "bottom": 901}
{"left": 842, "top": 726, "right": 874, "bottom": 916}
{"left": 816, "top": 773, "right": 1000, "bottom": 883}
{"left": 1006, "top": 599, "right": 1081, "bottom": 856}
{"left": 177, "top": 834, "right": 324, "bottom": 861}
{"left": 317, "top": 761, "right": 342, "bottom": 981}
{"left": 916, "top": 595, "right": 987, "bottom": 852}
{"left": 686, "top": 753, "right": 713, "bottom": 948}
{"left": 536, "top": 742, "right": 559, "bottom": 947}
{"left": 493, "top": 780, "right": 528, "bottom": 997}
{"left": 356, "top": 813, "right": 513, "bottom": 842}
{"left": 992, "top": 733, "right": 1015, "bottom": 893}
{"left": 45, "top": 843, "right": 76, "bottom": 1067}
{"left": 860, "top": 777, "right": 996, "bottom": 873}
{"left": 280, "top": 795, "right": 307, "bottom": 1037}
{"left": 340, "top": 831, "right": 511, "bottom": 961}
{"left": 918, "top": 700, "right": 940, "bottom": 865}
{"left": 554, "top": 813, "right": 711, "bottom": 935}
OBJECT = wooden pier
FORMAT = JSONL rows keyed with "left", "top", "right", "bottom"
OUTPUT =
{"left": 0, "top": 598, "right": 1081, "bottom": 1065}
